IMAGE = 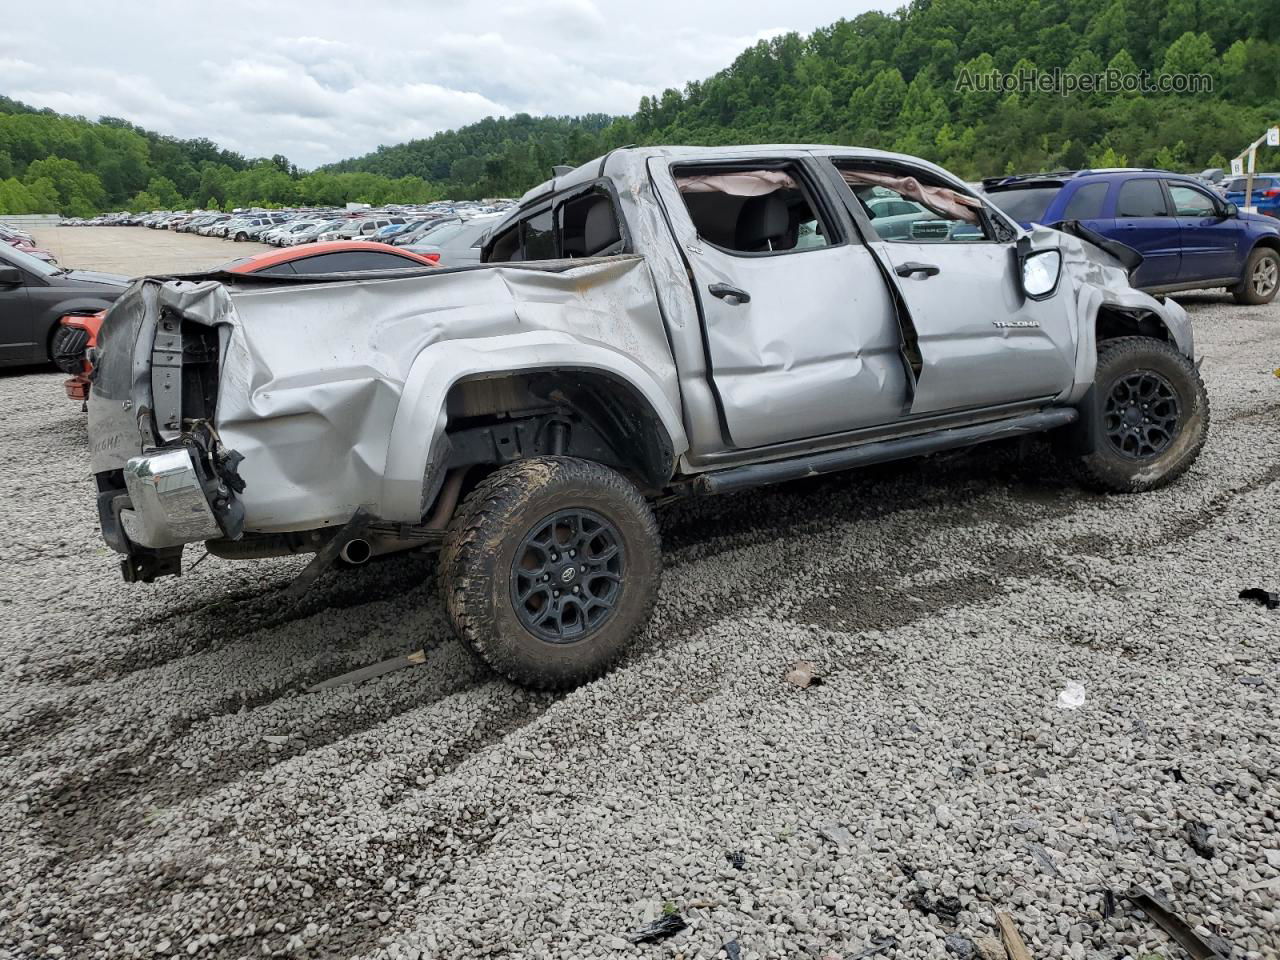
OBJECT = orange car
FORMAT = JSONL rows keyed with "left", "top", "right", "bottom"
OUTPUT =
{"left": 57, "top": 241, "right": 439, "bottom": 403}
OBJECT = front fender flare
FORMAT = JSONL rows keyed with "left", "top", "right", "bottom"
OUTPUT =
{"left": 379, "top": 332, "right": 689, "bottom": 521}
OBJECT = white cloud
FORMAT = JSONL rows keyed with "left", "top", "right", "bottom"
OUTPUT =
{"left": 7, "top": 0, "right": 889, "bottom": 167}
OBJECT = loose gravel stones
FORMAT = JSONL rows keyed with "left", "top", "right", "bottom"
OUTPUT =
{"left": 0, "top": 280, "right": 1277, "bottom": 959}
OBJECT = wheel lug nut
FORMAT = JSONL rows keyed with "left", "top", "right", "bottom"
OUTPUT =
{"left": 580, "top": 565, "right": 586, "bottom": 572}
{"left": 554, "top": 590, "right": 561, "bottom": 597}
{"left": 569, "top": 550, "right": 576, "bottom": 557}
{"left": 572, "top": 586, "right": 579, "bottom": 593}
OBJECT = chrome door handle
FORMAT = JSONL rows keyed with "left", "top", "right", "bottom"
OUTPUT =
{"left": 708, "top": 282, "right": 751, "bottom": 304}
{"left": 894, "top": 261, "right": 940, "bottom": 278}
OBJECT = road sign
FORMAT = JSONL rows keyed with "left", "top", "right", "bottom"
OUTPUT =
{"left": 1268, "top": 126, "right": 1280, "bottom": 147}
{"left": 1231, "top": 157, "right": 1244, "bottom": 176}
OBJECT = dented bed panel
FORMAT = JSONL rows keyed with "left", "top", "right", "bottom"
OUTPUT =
{"left": 95, "top": 257, "right": 683, "bottom": 534}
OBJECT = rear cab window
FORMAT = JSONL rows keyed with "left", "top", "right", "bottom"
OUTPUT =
{"left": 486, "top": 182, "right": 627, "bottom": 263}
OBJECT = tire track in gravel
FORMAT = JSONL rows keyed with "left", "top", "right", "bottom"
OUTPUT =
{"left": 4, "top": 293, "right": 1278, "bottom": 959}
{"left": 5, "top": 443, "right": 1094, "bottom": 960}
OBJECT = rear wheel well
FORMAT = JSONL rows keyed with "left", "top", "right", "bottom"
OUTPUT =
{"left": 1095, "top": 304, "right": 1171, "bottom": 345}
{"left": 439, "top": 370, "right": 676, "bottom": 497}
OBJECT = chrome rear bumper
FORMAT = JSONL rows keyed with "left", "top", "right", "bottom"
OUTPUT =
{"left": 120, "top": 448, "right": 223, "bottom": 549}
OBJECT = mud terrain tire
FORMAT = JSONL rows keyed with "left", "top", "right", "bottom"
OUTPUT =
{"left": 1076, "top": 336, "right": 1208, "bottom": 493}
{"left": 439, "top": 457, "right": 661, "bottom": 690}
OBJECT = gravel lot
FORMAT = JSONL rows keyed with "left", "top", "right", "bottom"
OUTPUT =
{"left": 1, "top": 229, "right": 1277, "bottom": 960}
{"left": 35, "top": 225, "right": 274, "bottom": 275}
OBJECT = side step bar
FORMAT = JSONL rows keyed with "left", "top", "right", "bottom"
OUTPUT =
{"left": 695, "top": 408, "right": 1078, "bottom": 496}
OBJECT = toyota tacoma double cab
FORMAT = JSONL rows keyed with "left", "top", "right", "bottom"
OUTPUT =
{"left": 86, "top": 145, "right": 1208, "bottom": 689}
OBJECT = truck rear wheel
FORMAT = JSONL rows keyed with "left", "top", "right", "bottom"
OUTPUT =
{"left": 1075, "top": 336, "right": 1208, "bottom": 493}
{"left": 439, "top": 457, "right": 661, "bottom": 690}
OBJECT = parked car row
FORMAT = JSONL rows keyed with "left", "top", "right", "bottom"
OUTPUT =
{"left": 59, "top": 200, "right": 517, "bottom": 266}
{"left": 0, "top": 220, "right": 58, "bottom": 264}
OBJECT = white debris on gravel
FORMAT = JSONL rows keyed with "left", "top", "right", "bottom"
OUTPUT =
{"left": 0, "top": 291, "right": 1277, "bottom": 960}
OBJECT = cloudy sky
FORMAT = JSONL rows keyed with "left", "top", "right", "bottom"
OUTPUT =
{"left": 4, "top": 0, "right": 887, "bottom": 169}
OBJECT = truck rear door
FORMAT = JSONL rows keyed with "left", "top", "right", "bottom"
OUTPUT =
{"left": 647, "top": 154, "right": 908, "bottom": 450}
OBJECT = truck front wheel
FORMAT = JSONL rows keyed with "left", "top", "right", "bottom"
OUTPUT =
{"left": 1075, "top": 336, "right": 1209, "bottom": 493}
{"left": 439, "top": 457, "right": 661, "bottom": 690}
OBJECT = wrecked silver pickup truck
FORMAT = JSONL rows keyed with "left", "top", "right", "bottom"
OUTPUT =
{"left": 88, "top": 145, "right": 1208, "bottom": 688}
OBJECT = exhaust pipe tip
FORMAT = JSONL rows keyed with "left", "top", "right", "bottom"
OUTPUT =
{"left": 339, "top": 538, "right": 372, "bottom": 566}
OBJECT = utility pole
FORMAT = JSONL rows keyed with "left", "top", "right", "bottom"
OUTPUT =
{"left": 1232, "top": 125, "right": 1280, "bottom": 212}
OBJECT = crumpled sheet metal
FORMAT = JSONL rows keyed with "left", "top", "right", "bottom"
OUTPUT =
{"left": 1038, "top": 223, "right": 1196, "bottom": 403}
{"left": 148, "top": 258, "right": 684, "bottom": 532}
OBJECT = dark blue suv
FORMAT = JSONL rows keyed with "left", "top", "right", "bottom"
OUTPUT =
{"left": 984, "top": 169, "right": 1280, "bottom": 305}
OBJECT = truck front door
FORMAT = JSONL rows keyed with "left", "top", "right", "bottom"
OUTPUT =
{"left": 826, "top": 157, "right": 1077, "bottom": 417}
{"left": 649, "top": 155, "right": 908, "bottom": 450}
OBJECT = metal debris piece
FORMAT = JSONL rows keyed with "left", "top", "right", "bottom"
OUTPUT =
{"left": 1026, "top": 842, "right": 1061, "bottom": 877}
{"left": 723, "top": 941, "right": 742, "bottom": 960}
{"left": 912, "top": 891, "right": 962, "bottom": 923}
{"left": 261, "top": 735, "right": 292, "bottom": 745}
{"left": 1184, "top": 821, "right": 1215, "bottom": 859}
{"left": 1100, "top": 888, "right": 1117, "bottom": 920}
{"left": 785, "top": 660, "right": 823, "bottom": 688}
{"left": 1239, "top": 588, "right": 1279, "bottom": 609}
{"left": 1124, "top": 887, "right": 1231, "bottom": 960}
{"left": 625, "top": 914, "right": 687, "bottom": 944}
{"left": 848, "top": 937, "right": 896, "bottom": 959}
{"left": 818, "top": 822, "right": 855, "bottom": 849}
{"left": 944, "top": 934, "right": 975, "bottom": 958}
{"left": 305, "top": 649, "right": 427, "bottom": 692}
{"left": 725, "top": 850, "right": 746, "bottom": 870}
{"left": 1237, "top": 675, "right": 1265, "bottom": 687}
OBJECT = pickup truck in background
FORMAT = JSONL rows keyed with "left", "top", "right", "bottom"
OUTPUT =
{"left": 86, "top": 145, "right": 1208, "bottom": 689}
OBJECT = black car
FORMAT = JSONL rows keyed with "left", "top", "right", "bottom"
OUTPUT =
{"left": 0, "top": 244, "right": 129, "bottom": 367}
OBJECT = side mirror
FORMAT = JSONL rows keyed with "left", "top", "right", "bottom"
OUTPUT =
{"left": 1223, "top": 202, "right": 1239, "bottom": 218}
{"left": 0, "top": 264, "right": 23, "bottom": 285}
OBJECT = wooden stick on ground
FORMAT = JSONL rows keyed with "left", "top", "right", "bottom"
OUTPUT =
{"left": 995, "top": 911, "right": 1033, "bottom": 960}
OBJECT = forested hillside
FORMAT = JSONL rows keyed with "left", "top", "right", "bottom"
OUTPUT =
{"left": 337, "top": 0, "right": 1280, "bottom": 195}
{"left": 2, "top": 0, "right": 1278, "bottom": 214}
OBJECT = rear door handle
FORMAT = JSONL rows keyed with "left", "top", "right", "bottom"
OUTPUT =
{"left": 708, "top": 282, "right": 751, "bottom": 304}
{"left": 894, "top": 261, "right": 940, "bottom": 278}
{"left": 706, "top": 281, "right": 752, "bottom": 304}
